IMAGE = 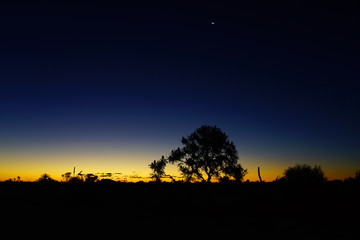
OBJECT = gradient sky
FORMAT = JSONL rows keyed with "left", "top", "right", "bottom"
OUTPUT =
{"left": 1, "top": 0, "right": 359, "bottom": 181}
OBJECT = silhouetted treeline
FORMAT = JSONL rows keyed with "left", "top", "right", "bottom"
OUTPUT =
{"left": 4, "top": 164, "right": 360, "bottom": 184}
{"left": 2, "top": 125, "right": 359, "bottom": 237}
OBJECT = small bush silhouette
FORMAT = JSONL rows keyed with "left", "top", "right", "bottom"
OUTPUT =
{"left": 283, "top": 164, "right": 327, "bottom": 184}
{"left": 37, "top": 173, "right": 56, "bottom": 183}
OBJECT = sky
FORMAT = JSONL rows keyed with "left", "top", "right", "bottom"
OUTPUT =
{"left": 0, "top": 0, "right": 359, "bottom": 181}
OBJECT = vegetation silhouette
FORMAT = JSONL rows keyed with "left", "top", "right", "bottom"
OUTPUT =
{"left": 4, "top": 176, "right": 22, "bottom": 183}
{"left": 58, "top": 170, "right": 125, "bottom": 183}
{"left": 258, "top": 166, "right": 263, "bottom": 182}
{"left": 149, "top": 156, "right": 167, "bottom": 183}
{"left": 61, "top": 168, "right": 84, "bottom": 183}
{"left": 2, "top": 157, "right": 360, "bottom": 236}
{"left": 37, "top": 173, "right": 56, "bottom": 183}
{"left": 2, "top": 173, "right": 359, "bottom": 238}
{"left": 62, "top": 172, "right": 72, "bottom": 182}
{"left": 152, "top": 125, "right": 247, "bottom": 183}
{"left": 345, "top": 170, "right": 360, "bottom": 184}
{"left": 281, "top": 163, "right": 327, "bottom": 185}
{"left": 84, "top": 173, "right": 98, "bottom": 183}
{"left": 1, "top": 126, "right": 359, "bottom": 237}
{"left": 356, "top": 170, "right": 360, "bottom": 181}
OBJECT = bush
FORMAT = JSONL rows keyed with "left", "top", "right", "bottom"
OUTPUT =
{"left": 37, "top": 173, "right": 56, "bottom": 183}
{"left": 283, "top": 164, "right": 327, "bottom": 185}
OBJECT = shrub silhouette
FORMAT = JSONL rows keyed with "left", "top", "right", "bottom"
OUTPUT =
{"left": 37, "top": 173, "right": 56, "bottom": 183}
{"left": 167, "top": 125, "right": 247, "bottom": 183}
{"left": 85, "top": 173, "right": 98, "bottom": 183}
{"left": 283, "top": 164, "right": 326, "bottom": 184}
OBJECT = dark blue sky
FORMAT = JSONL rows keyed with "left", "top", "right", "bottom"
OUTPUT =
{"left": 0, "top": 0, "right": 359, "bottom": 180}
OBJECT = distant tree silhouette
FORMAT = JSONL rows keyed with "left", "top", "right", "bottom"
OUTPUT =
{"left": 68, "top": 176, "right": 83, "bottom": 183}
{"left": 6, "top": 176, "right": 22, "bottom": 182}
{"left": 283, "top": 164, "right": 326, "bottom": 184}
{"left": 62, "top": 168, "right": 85, "bottom": 183}
{"left": 355, "top": 170, "right": 360, "bottom": 181}
{"left": 167, "top": 125, "right": 247, "bottom": 183}
{"left": 62, "top": 172, "right": 72, "bottom": 182}
{"left": 345, "top": 170, "right": 360, "bottom": 183}
{"left": 37, "top": 173, "right": 55, "bottom": 183}
{"left": 99, "top": 178, "right": 116, "bottom": 183}
{"left": 149, "top": 156, "right": 167, "bottom": 182}
{"left": 85, "top": 173, "right": 98, "bottom": 183}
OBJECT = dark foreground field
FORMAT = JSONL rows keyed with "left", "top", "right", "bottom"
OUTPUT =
{"left": 1, "top": 182, "right": 359, "bottom": 238}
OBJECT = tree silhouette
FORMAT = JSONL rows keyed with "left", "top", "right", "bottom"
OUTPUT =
{"left": 167, "top": 125, "right": 247, "bottom": 183}
{"left": 62, "top": 168, "right": 85, "bottom": 183}
{"left": 355, "top": 170, "right": 360, "bottom": 181}
{"left": 224, "top": 163, "right": 247, "bottom": 182}
{"left": 345, "top": 170, "right": 360, "bottom": 183}
{"left": 149, "top": 156, "right": 167, "bottom": 182}
{"left": 62, "top": 172, "right": 72, "bottom": 182}
{"left": 85, "top": 173, "right": 98, "bottom": 183}
{"left": 283, "top": 164, "right": 326, "bottom": 184}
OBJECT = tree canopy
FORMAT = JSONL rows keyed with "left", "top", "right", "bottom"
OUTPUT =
{"left": 166, "top": 125, "right": 247, "bottom": 183}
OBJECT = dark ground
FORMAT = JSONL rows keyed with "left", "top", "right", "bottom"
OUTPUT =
{"left": 1, "top": 181, "right": 359, "bottom": 238}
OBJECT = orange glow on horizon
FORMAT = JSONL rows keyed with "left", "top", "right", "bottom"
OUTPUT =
{"left": 0, "top": 149, "right": 358, "bottom": 182}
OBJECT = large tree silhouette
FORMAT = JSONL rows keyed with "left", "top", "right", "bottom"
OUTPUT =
{"left": 168, "top": 125, "right": 246, "bottom": 183}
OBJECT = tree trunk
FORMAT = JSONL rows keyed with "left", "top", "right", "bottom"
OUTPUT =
{"left": 206, "top": 173, "right": 212, "bottom": 183}
{"left": 258, "top": 167, "right": 263, "bottom": 182}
